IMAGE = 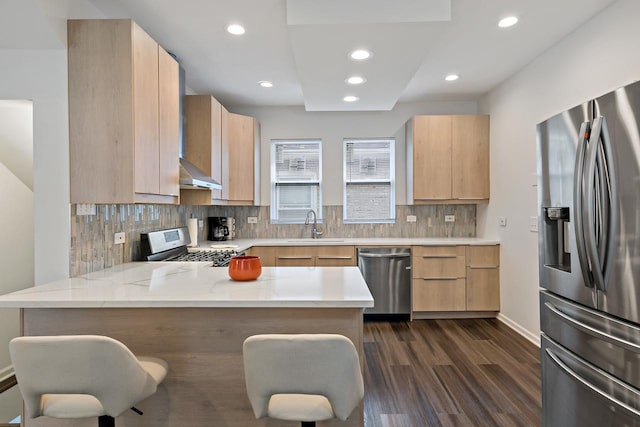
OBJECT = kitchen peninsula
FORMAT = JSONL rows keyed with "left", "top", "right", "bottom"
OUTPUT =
{"left": 0, "top": 263, "right": 373, "bottom": 427}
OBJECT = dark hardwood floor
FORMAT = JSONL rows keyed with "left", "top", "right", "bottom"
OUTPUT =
{"left": 363, "top": 318, "right": 541, "bottom": 427}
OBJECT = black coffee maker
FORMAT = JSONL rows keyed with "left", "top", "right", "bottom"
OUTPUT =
{"left": 208, "top": 217, "right": 229, "bottom": 241}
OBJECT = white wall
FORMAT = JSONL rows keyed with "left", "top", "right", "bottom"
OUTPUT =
{"left": 0, "top": 100, "right": 33, "bottom": 190}
{"left": 232, "top": 100, "right": 478, "bottom": 206}
{"left": 478, "top": 0, "right": 640, "bottom": 341}
{"left": 0, "top": 102, "right": 34, "bottom": 373}
{"left": 0, "top": 50, "right": 70, "bottom": 286}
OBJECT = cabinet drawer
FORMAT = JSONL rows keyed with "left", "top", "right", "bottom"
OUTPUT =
{"left": 412, "top": 246, "right": 465, "bottom": 279}
{"left": 466, "top": 245, "right": 500, "bottom": 267}
{"left": 315, "top": 246, "right": 356, "bottom": 266}
{"left": 412, "top": 278, "right": 466, "bottom": 311}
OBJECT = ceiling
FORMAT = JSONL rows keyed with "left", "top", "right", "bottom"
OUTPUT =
{"left": 2, "top": 0, "right": 618, "bottom": 111}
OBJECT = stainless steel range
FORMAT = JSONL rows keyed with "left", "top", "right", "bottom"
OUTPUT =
{"left": 140, "top": 227, "right": 239, "bottom": 266}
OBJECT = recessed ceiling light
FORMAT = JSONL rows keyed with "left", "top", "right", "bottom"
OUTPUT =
{"left": 346, "top": 76, "right": 366, "bottom": 85}
{"left": 227, "top": 24, "right": 245, "bottom": 35}
{"left": 343, "top": 95, "right": 359, "bottom": 102}
{"left": 498, "top": 16, "right": 518, "bottom": 28}
{"left": 445, "top": 74, "right": 459, "bottom": 81}
{"left": 258, "top": 81, "right": 273, "bottom": 88}
{"left": 350, "top": 49, "right": 371, "bottom": 60}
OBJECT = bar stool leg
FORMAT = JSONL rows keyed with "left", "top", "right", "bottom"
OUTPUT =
{"left": 98, "top": 415, "right": 115, "bottom": 427}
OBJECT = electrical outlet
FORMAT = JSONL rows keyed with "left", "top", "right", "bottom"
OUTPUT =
{"left": 199, "top": 219, "right": 204, "bottom": 229}
{"left": 76, "top": 204, "right": 96, "bottom": 216}
{"left": 247, "top": 217, "right": 258, "bottom": 224}
{"left": 406, "top": 215, "right": 417, "bottom": 223}
{"left": 427, "top": 217, "right": 433, "bottom": 227}
{"left": 529, "top": 216, "right": 539, "bottom": 233}
{"left": 114, "top": 232, "right": 126, "bottom": 245}
{"left": 498, "top": 217, "right": 507, "bottom": 227}
{"left": 445, "top": 215, "right": 455, "bottom": 223}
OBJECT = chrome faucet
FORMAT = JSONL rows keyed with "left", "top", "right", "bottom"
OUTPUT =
{"left": 304, "top": 209, "right": 323, "bottom": 239}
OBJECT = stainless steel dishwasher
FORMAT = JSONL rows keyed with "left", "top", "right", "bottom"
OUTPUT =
{"left": 357, "top": 247, "right": 411, "bottom": 316}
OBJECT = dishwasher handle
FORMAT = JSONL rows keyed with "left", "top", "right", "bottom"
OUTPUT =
{"left": 358, "top": 253, "right": 411, "bottom": 259}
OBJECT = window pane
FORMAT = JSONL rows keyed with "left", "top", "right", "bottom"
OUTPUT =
{"left": 271, "top": 140, "right": 322, "bottom": 224}
{"left": 343, "top": 139, "right": 395, "bottom": 222}
{"left": 345, "top": 183, "right": 392, "bottom": 221}
{"left": 345, "top": 140, "right": 391, "bottom": 182}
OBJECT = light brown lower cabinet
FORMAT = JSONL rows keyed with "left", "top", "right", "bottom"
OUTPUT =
{"left": 412, "top": 244, "right": 500, "bottom": 315}
{"left": 246, "top": 246, "right": 356, "bottom": 267}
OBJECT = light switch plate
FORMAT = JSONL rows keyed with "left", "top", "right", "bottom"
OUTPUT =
{"left": 199, "top": 219, "right": 204, "bottom": 229}
{"left": 247, "top": 217, "right": 258, "bottom": 224}
{"left": 114, "top": 232, "right": 126, "bottom": 245}
{"left": 498, "top": 217, "right": 507, "bottom": 227}
{"left": 444, "top": 215, "right": 455, "bottom": 223}
{"left": 406, "top": 215, "right": 417, "bottom": 223}
{"left": 76, "top": 204, "right": 96, "bottom": 216}
{"left": 529, "top": 216, "right": 539, "bottom": 232}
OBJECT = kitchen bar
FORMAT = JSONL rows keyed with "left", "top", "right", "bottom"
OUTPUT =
{"left": 0, "top": 264, "right": 373, "bottom": 427}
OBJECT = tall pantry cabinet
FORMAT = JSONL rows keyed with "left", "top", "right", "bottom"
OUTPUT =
{"left": 68, "top": 19, "right": 180, "bottom": 204}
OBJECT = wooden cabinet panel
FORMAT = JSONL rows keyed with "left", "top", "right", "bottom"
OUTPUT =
{"left": 466, "top": 267, "right": 500, "bottom": 311}
{"left": 315, "top": 246, "right": 356, "bottom": 266}
{"left": 182, "top": 95, "right": 223, "bottom": 205}
{"left": 246, "top": 246, "right": 277, "bottom": 267}
{"left": 412, "top": 246, "right": 465, "bottom": 279}
{"left": 412, "top": 116, "right": 452, "bottom": 200}
{"left": 68, "top": 19, "right": 178, "bottom": 204}
{"left": 467, "top": 245, "right": 500, "bottom": 267}
{"left": 452, "top": 115, "right": 490, "bottom": 200}
{"left": 224, "top": 113, "right": 255, "bottom": 203}
{"left": 158, "top": 47, "right": 180, "bottom": 197}
{"left": 413, "top": 278, "right": 466, "bottom": 311}
{"left": 133, "top": 22, "right": 160, "bottom": 195}
{"left": 407, "top": 114, "right": 489, "bottom": 204}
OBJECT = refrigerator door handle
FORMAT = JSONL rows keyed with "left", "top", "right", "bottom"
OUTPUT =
{"left": 596, "top": 116, "right": 618, "bottom": 289}
{"left": 544, "top": 301, "right": 640, "bottom": 353}
{"left": 584, "top": 118, "right": 606, "bottom": 292}
{"left": 545, "top": 348, "right": 640, "bottom": 418}
{"left": 573, "top": 121, "right": 593, "bottom": 287}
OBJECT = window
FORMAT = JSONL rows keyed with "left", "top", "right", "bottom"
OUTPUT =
{"left": 270, "top": 140, "right": 322, "bottom": 224}
{"left": 343, "top": 138, "right": 395, "bottom": 223}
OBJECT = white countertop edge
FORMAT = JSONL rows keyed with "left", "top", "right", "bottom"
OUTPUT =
{"left": 2, "top": 300, "right": 374, "bottom": 309}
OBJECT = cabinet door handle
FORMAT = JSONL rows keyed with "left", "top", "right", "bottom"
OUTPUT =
{"left": 468, "top": 265, "right": 499, "bottom": 269}
{"left": 317, "top": 256, "right": 353, "bottom": 260}
{"left": 422, "top": 255, "right": 457, "bottom": 259}
{"left": 277, "top": 256, "right": 313, "bottom": 260}
{"left": 421, "top": 277, "right": 458, "bottom": 281}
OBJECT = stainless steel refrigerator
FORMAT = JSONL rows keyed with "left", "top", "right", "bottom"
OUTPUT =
{"left": 537, "top": 79, "right": 640, "bottom": 425}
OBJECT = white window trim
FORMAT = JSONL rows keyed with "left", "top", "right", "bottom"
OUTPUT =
{"left": 270, "top": 139, "right": 323, "bottom": 224}
{"left": 343, "top": 138, "right": 396, "bottom": 224}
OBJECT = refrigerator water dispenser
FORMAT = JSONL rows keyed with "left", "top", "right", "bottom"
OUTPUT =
{"left": 543, "top": 207, "right": 571, "bottom": 272}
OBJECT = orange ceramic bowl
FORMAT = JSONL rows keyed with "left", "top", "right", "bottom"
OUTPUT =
{"left": 228, "top": 256, "right": 262, "bottom": 281}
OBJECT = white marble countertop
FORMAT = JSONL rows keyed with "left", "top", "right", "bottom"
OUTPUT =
{"left": 0, "top": 263, "right": 374, "bottom": 309}
{"left": 201, "top": 237, "right": 500, "bottom": 253}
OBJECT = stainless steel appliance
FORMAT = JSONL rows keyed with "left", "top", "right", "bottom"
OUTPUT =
{"left": 357, "top": 247, "right": 411, "bottom": 316}
{"left": 140, "top": 226, "right": 239, "bottom": 266}
{"left": 537, "top": 80, "right": 640, "bottom": 425}
{"left": 207, "top": 217, "right": 229, "bottom": 241}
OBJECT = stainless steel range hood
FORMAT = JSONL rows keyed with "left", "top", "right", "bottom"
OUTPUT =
{"left": 179, "top": 158, "right": 222, "bottom": 190}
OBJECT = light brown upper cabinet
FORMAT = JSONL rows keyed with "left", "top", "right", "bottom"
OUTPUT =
{"left": 68, "top": 19, "right": 179, "bottom": 204}
{"left": 407, "top": 115, "right": 489, "bottom": 204}
{"left": 219, "top": 112, "right": 260, "bottom": 205}
{"left": 180, "top": 95, "right": 223, "bottom": 205}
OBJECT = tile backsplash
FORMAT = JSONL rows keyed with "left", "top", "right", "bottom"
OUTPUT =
{"left": 70, "top": 204, "right": 475, "bottom": 276}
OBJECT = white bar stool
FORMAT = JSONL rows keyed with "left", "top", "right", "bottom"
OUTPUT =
{"left": 10, "top": 335, "right": 168, "bottom": 427}
{"left": 242, "top": 334, "right": 364, "bottom": 427}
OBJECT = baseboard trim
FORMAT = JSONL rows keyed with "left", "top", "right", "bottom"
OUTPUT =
{"left": 0, "top": 365, "right": 14, "bottom": 382}
{"left": 497, "top": 313, "right": 541, "bottom": 347}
